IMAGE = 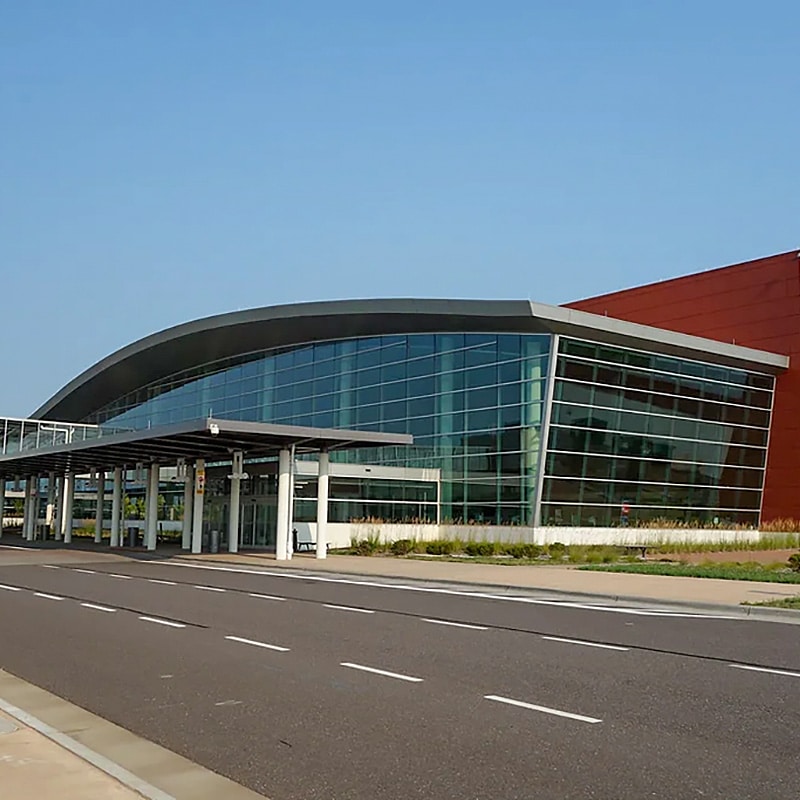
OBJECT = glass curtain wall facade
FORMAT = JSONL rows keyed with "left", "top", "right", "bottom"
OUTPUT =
{"left": 84, "top": 331, "right": 775, "bottom": 529}
{"left": 540, "top": 338, "right": 774, "bottom": 527}
{"left": 89, "top": 334, "right": 552, "bottom": 526}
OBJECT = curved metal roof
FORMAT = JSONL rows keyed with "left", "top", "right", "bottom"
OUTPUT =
{"left": 33, "top": 298, "right": 788, "bottom": 422}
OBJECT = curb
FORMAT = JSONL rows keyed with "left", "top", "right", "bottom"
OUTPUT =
{"left": 0, "top": 697, "right": 174, "bottom": 800}
{"left": 167, "top": 554, "right": 800, "bottom": 623}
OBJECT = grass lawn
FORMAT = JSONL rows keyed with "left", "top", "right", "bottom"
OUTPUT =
{"left": 745, "top": 596, "right": 800, "bottom": 609}
{"left": 579, "top": 562, "right": 800, "bottom": 583}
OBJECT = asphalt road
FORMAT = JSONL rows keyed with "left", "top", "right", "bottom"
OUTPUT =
{"left": 0, "top": 552, "right": 798, "bottom": 799}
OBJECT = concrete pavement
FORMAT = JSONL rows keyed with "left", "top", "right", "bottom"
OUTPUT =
{"left": 0, "top": 706, "right": 140, "bottom": 800}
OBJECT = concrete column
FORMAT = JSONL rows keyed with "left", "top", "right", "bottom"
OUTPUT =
{"left": 53, "top": 476, "right": 63, "bottom": 541}
{"left": 145, "top": 464, "right": 159, "bottom": 551}
{"left": 276, "top": 448, "right": 291, "bottom": 561}
{"left": 228, "top": 451, "right": 243, "bottom": 554}
{"left": 21, "top": 479, "right": 30, "bottom": 541}
{"left": 25, "top": 477, "right": 37, "bottom": 542}
{"left": 181, "top": 464, "right": 194, "bottom": 550}
{"left": 316, "top": 450, "right": 329, "bottom": 559}
{"left": 0, "top": 476, "right": 5, "bottom": 540}
{"left": 110, "top": 467, "right": 123, "bottom": 547}
{"left": 94, "top": 470, "right": 105, "bottom": 543}
{"left": 191, "top": 459, "right": 205, "bottom": 554}
{"left": 62, "top": 473, "right": 74, "bottom": 543}
{"left": 45, "top": 472, "right": 55, "bottom": 540}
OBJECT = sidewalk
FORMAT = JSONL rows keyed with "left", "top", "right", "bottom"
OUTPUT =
{"left": 0, "top": 708, "right": 141, "bottom": 800}
{"left": 0, "top": 670, "right": 267, "bottom": 800}
{"left": 172, "top": 551, "right": 800, "bottom": 610}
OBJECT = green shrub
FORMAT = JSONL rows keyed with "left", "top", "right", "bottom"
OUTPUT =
{"left": 350, "top": 531, "right": 383, "bottom": 556}
{"left": 547, "top": 542, "right": 567, "bottom": 558}
{"left": 465, "top": 541, "right": 498, "bottom": 557}
{"left": 425, "top": 540, "right": 456, "bottom": 555}
{"left": 390, "top": 538, "right": 416, "bottom": 555}
{"left": 788, "top": 553, "right": 800, "bottom": 573}
{"left": 503, "top": 543, "right": 542, "bottom": 559}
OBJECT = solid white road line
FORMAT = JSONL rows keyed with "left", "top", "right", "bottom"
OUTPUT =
{"left": 248, "top": 593, "right": 286, "bottom": 601}
{"left": 340, "top": 662, "right": 423, "bottom": 683}
{"left": 542, "top": 636, "right": 629, "bottom": 652}
{"left": 156, "top": 561, "right": 736, "bottom": 619}
{"left": 323, "top": 604, "right": 375, "bottom": 614}
{"left": 75, "top": 569, "right": 96, "bottom": 575}
{"left": 138, "top": 616, "right": 185, "bottom": 628}
{"left": 34, "top": 592, "right": 64, "bottom": 601}
{"left": 484, "top": 694, "right": 602, "bottom": 724}
{"left": 729, "top": 664, "right": 800, "bottom": 679}
{"left": 110, "top": 574, "right": 133, "bottom": 580}
{"left": 194, "top": 585, "right": 226, "bottom": 593}
{"left": 0, "top": 584, "right": 22, "bottom": 592}
{"left": 81, "top": 602, "right": 116, "bottom": 613}
{"left": 224, "top": 635, "right": 289, "bottom": 652}
{"left": 147, "top": 579, "right": 176, "bottom": 586}
{"left": 422, "top": 618, "right": 488, "bottom": 631}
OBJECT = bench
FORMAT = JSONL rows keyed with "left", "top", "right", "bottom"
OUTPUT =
{"left": 623, "top": 544, "right": 649, "bottom": 559}
{"left": 293, "top": 528, "right": 318, "bottom": 552}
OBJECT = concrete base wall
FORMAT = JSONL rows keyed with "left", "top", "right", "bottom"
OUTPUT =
{"left": 294, "top": 521, "right": 763, "bottom": 549}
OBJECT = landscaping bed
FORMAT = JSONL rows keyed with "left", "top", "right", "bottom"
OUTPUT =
{"left": 578, "top": 562, "right": 800, "bottom": 583}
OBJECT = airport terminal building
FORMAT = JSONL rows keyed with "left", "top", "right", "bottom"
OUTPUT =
{"left": 0, "top": 251, "right": 797, "bottom": 553}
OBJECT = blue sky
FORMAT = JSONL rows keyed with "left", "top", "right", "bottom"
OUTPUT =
{"left": 1, "top": 1, "right": 798, "bottom": 416}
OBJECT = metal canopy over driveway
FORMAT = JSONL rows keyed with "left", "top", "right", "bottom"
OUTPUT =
{"left": 1, "top": 419, "right": 412, "bottom": 560}
{"left": 0, "top": 417, "right": 412, "bottom": 475}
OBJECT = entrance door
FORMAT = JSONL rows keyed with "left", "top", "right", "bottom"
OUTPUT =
{"left": 239, "top": 501, "right": 276, "bottom": 549}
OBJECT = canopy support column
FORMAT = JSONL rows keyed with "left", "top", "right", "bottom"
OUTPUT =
{"left": 181, "top": 463, "right": 194, "bottom": 550}
{"left": 145, "top": 465, "right": 159, "bottom": 551}
{"left": 316, "top": 450, "right": 329, "bottom": 559}
{"left": 62, "top": 473, "right": 74, "bottom": 544}
{"left": 276, "top": 448, "right": 291, "bottom": 561}
{"left": 110, "top": 467, "right": 123, "bottom": 547}
{"left": 94, "top": 471, "right": 105, "bottom": 543}
{"left": 191, "top": 459, "right": 205, "bottom": 554}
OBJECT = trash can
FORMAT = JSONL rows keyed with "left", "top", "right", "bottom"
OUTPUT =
{"left": 127, "top": 526, "right": 139, "bottom": 547}
{"left": 210, "top": 529, "right": 220, "bottom": 554}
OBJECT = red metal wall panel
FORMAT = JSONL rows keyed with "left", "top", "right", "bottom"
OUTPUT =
{"left": 567, "top": 250, "right": 800, "bottom": 521}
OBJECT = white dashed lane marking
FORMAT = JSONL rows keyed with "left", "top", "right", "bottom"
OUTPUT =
{"left": 80, "top": 602, "right": 116, "bottom": 613}
{"left": 340, "top": 662, "right": 423, "bottom": 683}
{"left": 485, "top": 694, "right": 602, "bottom": 724}
{"left": 323, "top": 604, "right": 375, "bottom": 614}
{"left": 729, "top": 664, "right": 800, "bottom": 679}
{"left": 147, "top": 579, "right": 176, "bottom": 586}
{"left": 225, "top": 636, "right": 289, "bottom": 652}
{"left": 248, "top": 593, "right": 286, "bottom": 602}
{"left": 422, "top": 618, "right": 487, "bottom": 631}
{"left": 33, "top": 592, "right": 63, "bottom": 601}
{"left": 542, "top": 636, "right": 629, "bottom": 652}
{"left": 138, "top": 616, "right": 185, "bottom": 628}
{"left": 194, "top": 585, "right": 226, "bottom": 593}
